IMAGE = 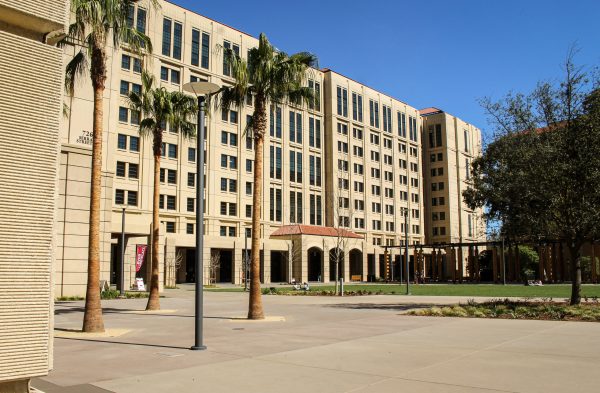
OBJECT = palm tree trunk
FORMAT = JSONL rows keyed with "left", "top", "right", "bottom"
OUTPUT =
{"left": 248, "top": 101, "right": 266, "bottom": 319}
{"left": 146, "top": 132, "right": 162, "bottom": 310}
{"left": 82, "top": 75, "right": 105, "bottom": 333}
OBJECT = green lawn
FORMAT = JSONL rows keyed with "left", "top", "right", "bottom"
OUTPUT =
{"left": 206, "top": 284, "right": 600, "bottom": 298}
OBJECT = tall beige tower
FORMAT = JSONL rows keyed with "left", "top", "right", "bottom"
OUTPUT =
{"left": 420, "top": 107, "right": 486, "bottom": 245}
{"left": 0, "top": 0, "right": 68, "bottom": 391}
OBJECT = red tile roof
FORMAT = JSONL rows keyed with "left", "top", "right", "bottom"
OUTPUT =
{"left": 270, "top": 225, "right": 363, "bottom": 239}
{"left": 419, "top": 107, "right": 444, "bottom": 116}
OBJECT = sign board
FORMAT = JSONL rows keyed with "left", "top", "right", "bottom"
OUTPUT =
{"left": 135, "top": 244, "right": 148, "bottom": 272}
{"left": 135, "top": 278, "right": 146, "bottom": 291}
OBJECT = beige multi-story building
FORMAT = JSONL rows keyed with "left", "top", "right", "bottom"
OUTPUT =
{"left": 420, "top": 107, "right": 486, "bottom": 245}
{"left": 57, "top": 0, "right": 484, "bottom": 296}
{"left": 0, "top": 0, "right": 67, "bottom": 391}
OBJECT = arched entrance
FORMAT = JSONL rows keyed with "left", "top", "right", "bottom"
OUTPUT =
{"left": 307, "top": 247, "right": 323, "bottom": 282}
{"left": 349, "top": 249, "right": 363, "bottom": 281}
{"left": 329, "top": 248, "right": 345, "bottom": 281}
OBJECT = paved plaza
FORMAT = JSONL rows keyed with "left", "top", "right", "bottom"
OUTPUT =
{"left": 35, "top": 286, "right": 600, "bottom": 393}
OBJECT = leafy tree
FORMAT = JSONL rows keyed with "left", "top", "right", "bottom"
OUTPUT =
{"left": 215, "top": 33, "right": 317, "bottom": 319}
{"left": 464, "top": 51, "right": 600, "bottom": 304}
{"left": 129, "top": 72, "right": 197, "bottom": 310}
{"left": 63, "top": 0, "right": 154, "bottom": 332}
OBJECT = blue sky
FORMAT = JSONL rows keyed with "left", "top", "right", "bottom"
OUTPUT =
{"left": 175, "top": 0, "right": 599, "bottom": 140}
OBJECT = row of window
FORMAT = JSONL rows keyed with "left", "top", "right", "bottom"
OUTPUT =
{"left": 336, "top": 86, "right": 418, "bottom": 142}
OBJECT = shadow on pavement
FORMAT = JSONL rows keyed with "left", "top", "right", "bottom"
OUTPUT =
{"left": 55, "top": 336, "right": 190, "bottom": 350}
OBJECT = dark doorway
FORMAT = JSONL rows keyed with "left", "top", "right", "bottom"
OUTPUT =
{"left": 184, "top": 248, "right": 196, "bottom": 283}
{"left": 110, "top": 243, "right": 120, "bottom": 290}
{"left": 367, "top": 254, "right": 375, "bottom": 281}
{"left": 379, "top": 254, "right": 386, "bottom": 278}
{"left": 218, "top": 250, "right": 233, "bottom": 283}
{"left": 349, "top": 249, "right": 363, "bottom": 281}
{"left": 270, "top": 251, "right": 286, "bottom": 283}
{"left": 308, "top": 247, "right": 323, "bottom": 281}
{"left": 329, "top": 248, "right": 345, "bottom": 281}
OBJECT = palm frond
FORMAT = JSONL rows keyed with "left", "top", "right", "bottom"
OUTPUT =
{"left": 65, "top": 49, "right": 88, "bottom": 95}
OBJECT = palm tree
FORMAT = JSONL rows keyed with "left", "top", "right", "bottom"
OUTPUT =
{"left": 218, "top": 33, "right": 317, "bottom": 319}
{"left": 129, "top": 72, "right": 197, "bottom": 310}
{"left": 63, "top": 0, "right": 154, "bottom": 332}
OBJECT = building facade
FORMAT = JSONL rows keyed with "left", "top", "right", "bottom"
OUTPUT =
{"left": 420, "top": 107, "right": 485, "bottom": 245}
{"left": 0, "top": 0, "right": 67, "bottom": 391}
{"left": 58, "top": 0, "right": 484, "bottom": 296}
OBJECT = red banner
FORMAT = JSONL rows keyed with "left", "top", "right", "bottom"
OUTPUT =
{"left": 135, "top": 244, "right": 148, "bottom": 272}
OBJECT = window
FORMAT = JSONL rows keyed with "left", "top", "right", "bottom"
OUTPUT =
{"left": 245, "top": 182, "right": 252, "bottom": 195}
{"left": 115, "top": 189, "right": 125, "bottom": 205}
{"left": 187, "top": 172, "right": 195, "bottom": 187}
{"left": 337, "top": 122, "right": 348, "bottom": 135}
{"left": 369, "top": 99, "right": 380, "bottom": 128}
{"left": 187, "top": 197, "right": 195, "bottom": 212}
{"left": 371, "top": 202, "right": 381, "bottom": 213}
{"left": 372, "top": 185, "right": 381, "bottom": 196}
{"left": 120, "top": 80, "right": 129, "bottom": 95}
{"left": 171, "top": 69, "right": 180, "bottom": 84}
{"left": 186, "top": 223, "right": 194, "bottom": 234}
{"left": 121, "top": 54, "right": 131, "bottom": 70}
{"left": 269, "top": 105, "right": 282, "bottom": 138}
{"left": 173, "top": 22, "right": 182, "bottom": 60}
{"left": 168, "top": 144, "right": 177, "bottom": 158}
{"left": 337, "top": 141, "right": 348, "bottom": 154}
{"left": 220, "top": 178, "right": 237, "bottom": 192}
{"left": 130, "top": 136, "right": 139, "bottom": 152}
{"left": 352, "top": 92, "right": 363, "bottom": 122}
{"left": 290, "top": 191, "right": 303, "bottom": 223}
{"left": 353, "top": 145, "right": 363, "bottom": 157}
{"left": 160, "top": 66, "right": 169, "bottom": 81}
{"left": 188, "top": 147, "right": 196, "bottom": 162}
{"left": 383, "top": 138, "right": 393, "bottom": 149}
{"left": 371, "top": 168, "right": 380, "bottom": 179}
{"left": 221, "top": 131, "right": 238, "bottom": 147}
{"left": 130, "top": 110, "right": 140, "bottom": 126}
{"left": 191, "top": 29, "right": 201, "bottom": 66}
{"left": 220, "top": 202, "right": 237, "bottom": 216}
{"left": 309, "top": 155, "right": 321, "bottom": 186}
{"left": 354, "top": 181, "right": 364, "bottom": 192}
{"left": 353, "top": 163, "right": 363, "bottom": 175}
{"left": 269, "top": 188, "right": 282, "bottom": 222}
{"left": 246, "top": 159, "right": 253, "bottom": 172}
{"left": 161, "top": 18, "right": 172, "bottom": 57}
{"left": 133, "top": 58, "right": 141, "bottom": 73}
{"left": 384, "top": 155, "right": 393, "bottom": 165}
{"left": 370, "top": 151, "right": 380, "bottom": 162}
{"left": 354, "top": 199, "right": 365, "bottom": 211}
{"left": 124, "top": 190, "right": 136, "bottom": 206}
{"left": 336, "top": 86, "right": 348, "bottom": 117}
{"left": 308, "top": 79, "right": 320, "bottom": 111}
{"left": 166, "top": 222, "right": 175, "bottom": 233}
{"left": 397, "top": 112, "right": 406, "bottom": 137}
{"left": 370, "top": 133, "right": 380, "bottom": 145}
{"left": 128, "top": 163, "right": 138, "bottom": 179}
{"left": 223, "top": 40, "right": 240, "bottom": 76}
{"left": 409, "top": 116, "right": 418, "bottom": 142}
{"left": 289, "top": 111, "right": 303, "bottom": 143}
{"left": 353, "top": 127, "right": 363, "bottom": 140}
{"left": 309, "top": 117, "right": 321, "bottom": 148}
{"left": 372, "top": 220, "right": 382, "bottom": 231}
{"left": 382, "top": 105, "right": 392, "bottom": 132}
{"left": 222, "top": 155, "right": 237, "bottom": 169}
{"left": 309, "top": 194, "right": 322, "bottom": 225}
{"left": 245, "top": 204, "right": 252, "bottom": 218}
{"left": 116, "top": 161, "right": 126, "bottom": 177}
{"left": 119, "top": 107, "right": 128, "bottom": 123}
{"left": 270, "top": 146, "right": 282, "bottom": 179}
{"left": 166, "top": 195, "right": 176, "bottom": 210}
{"left": 201, "top": 32, "right": 210, "bottom": 68}
{"left": 354, "top": 218, "right": 365, "bottom": 229}
{"left": 289, "top": 151, "right": 303, "bottom": 183}
{"left": 465, "top": 158, "right": 471, "bottom": 179}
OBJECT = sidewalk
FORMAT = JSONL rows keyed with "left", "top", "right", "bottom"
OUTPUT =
{"left": 35, "top": 291, "right": 600, "bottom": 392}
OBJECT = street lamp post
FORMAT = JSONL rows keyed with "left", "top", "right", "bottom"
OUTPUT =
{"left": 405, "top": 209, "right": 410, "bottom": 295}
{"left": 120, "top": 207, "right": 126, "bottom": 297}
{"left": 183, "top": 81, "right": 220, "bottom": 351}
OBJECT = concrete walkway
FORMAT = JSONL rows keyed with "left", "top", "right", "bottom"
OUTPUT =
{"left": 35, "top": 290, "right": 600, "bottom": 392}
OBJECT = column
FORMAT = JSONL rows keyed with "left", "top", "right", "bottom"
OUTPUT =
{"left": 233, "top": 243, "right": 243, "bottom": 285}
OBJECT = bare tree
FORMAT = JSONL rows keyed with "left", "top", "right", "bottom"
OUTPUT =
{"left": 164, "top": 248, "right": 184, "bottom": 288}
{"left": 209, "top": 251, "right": 221, "bottom": 285}
{"left": 282, "top": 233, "right": 303, "bottom": 283}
